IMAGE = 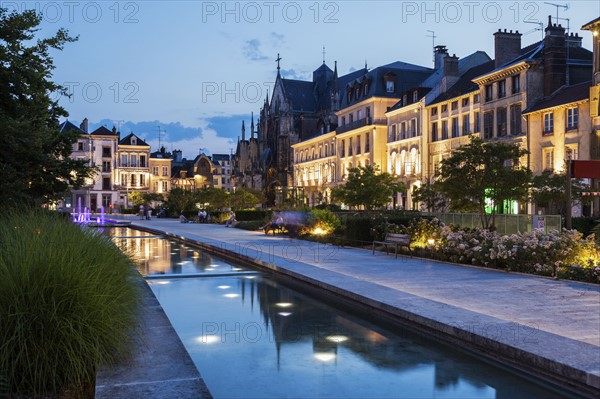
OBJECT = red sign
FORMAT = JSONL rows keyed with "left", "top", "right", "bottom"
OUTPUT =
{"left": 570, "top": 160, "right": 600, "bottom": 179}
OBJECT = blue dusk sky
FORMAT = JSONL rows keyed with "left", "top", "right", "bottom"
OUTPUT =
{"left": 10, "top": 0, "right": 599, "bottom": 158}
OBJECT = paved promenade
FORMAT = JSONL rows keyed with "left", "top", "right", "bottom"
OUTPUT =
{"left": 124, "top": 217, "right": 599, "bottom": 396}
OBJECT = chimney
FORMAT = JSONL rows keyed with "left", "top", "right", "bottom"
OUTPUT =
{"left": 566, "top": 32, "right": 582, "bottom": 48}
{"left": 543, "top": 15, "right": 567, "bottom": 96}
{"left": 80, "top": 117, "right": 89, "bottom": 133}
{"left": 494, "top": 29, "right": 522, "bottom": 68}
{"left": 434, "top": 45, "right": 448, "bottom": 70}
{"left": 442, "top": 54, "right": 460, "bottom": 92}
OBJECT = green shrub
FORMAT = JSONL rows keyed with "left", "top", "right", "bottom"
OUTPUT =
{"left": 0, "top": 210, "right": 142, "bottom": 397}
{"left": 309, "top": 209, "right": 342, "bottom": 234}
{"left": 234, "top": 210, "right": 271, "bottom": 222}
{"left": 571, "top": 217, "right": 598, "bottom": 237}
{"left": 235, "top": 220, "right": 264, "bottom": 231}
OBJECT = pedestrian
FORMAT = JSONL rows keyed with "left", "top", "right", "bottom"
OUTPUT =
{"left": 139, "top": 204, "right": 145, "bottom": 220}
{"left": 225, "top": 211, "right": 236, "bottom": 227}
{"left": 146, "top": 206, "right": 152, "bottom": 220}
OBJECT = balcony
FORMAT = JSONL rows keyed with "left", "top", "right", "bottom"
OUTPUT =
{"left": 336, "top": 117, "right": 385, "bottom": 134}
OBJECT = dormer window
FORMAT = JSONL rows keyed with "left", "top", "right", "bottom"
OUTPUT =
{"left": 413, "top": 91, "right": 418, "bottom": 102}
{"left": 363, "top": 84, "right": 368, "bottom": 96}
{"left": 386, "top": 80, "right": 394, "bottom": 93}
{"left": 131, "top": 137, "right": 137, "bottom": 145}
{"left": 355, "top": 87, "right": 360, "bottom": 99}
{"left": 403, "top": 94, "right": 407, "bottom": 105}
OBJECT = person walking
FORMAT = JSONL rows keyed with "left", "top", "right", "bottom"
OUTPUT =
{"left": 139, "top": 204, "right": 145, "bottom": 220}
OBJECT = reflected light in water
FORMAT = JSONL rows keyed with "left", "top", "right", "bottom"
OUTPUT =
{"left": 232, "top": 267, "right": 242, "bottom": 271}
{"left": 278, "top": 312, "right": 292, "bottom": 317}
{"left": 196, "top": 335, "right": 220, "bottom": 344}
{"left": 326, "top": 335, "right": 349, "bottom": 343}
{"left": 245, "top": 276, "right": 256, "bottom": 279}
{"left": 206, "top": 268, "right": 216, "bottom": 271}
{"left": 224, "top": 293, "right": 240, "bottom": 298}
{"left": 217, "top": 285, "right": 231, "bottom": 289}
{"left": 154, "top": 281, "right": 170, "bottom": 285}
{"left": 275, "top": 302, "right": 293, "bottom": 308}
{"left": 314, "top": 353, "right": 336, "bottom": 362}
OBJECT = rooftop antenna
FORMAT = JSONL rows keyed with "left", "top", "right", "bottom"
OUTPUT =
{"left": 426, "top": 30, "right": 437, "bottom": 63}
{"left": 524, "top": 20, "right": 544, "bottom": 40}
{"left": 322, "top": 46, "right": 326, "bottom": 64}
{"left": 156, "top": 125, "right": 166, "bottom": 148}
{"left": 114, "top": 120, "right": 124, "bottom": 132}
{"left": 544, "top": 2, "right": 570, "bottom": 31}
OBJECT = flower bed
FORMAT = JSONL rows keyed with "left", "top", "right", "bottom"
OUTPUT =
{"left": 401, "top": 218, "right": 600, "bottom": 283}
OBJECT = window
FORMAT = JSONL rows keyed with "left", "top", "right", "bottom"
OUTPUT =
{"left": 102, "top": 161, "right": 111, "bottom": 173}
{"left": 366, "top": 106, "right": 371, "bottom": 119}
{"left": 498, "top": 80, "right": 506, "bottom": 98}
{"left": 140, "top": 174, "right": 145, "bottom": 186}
{"left": 349, "top": 113, "right": 354, "bottom": 123}
{"left": 485, "top": 84, "right": 493, "bottom": 102}
{"left": 431, "top": 107, "right": 438, "bottom": 116}
{"left": 441, "top": 104, "right": 448, "bottom": 113}
{"left": 403, "top": 94, "right": 408, "bottom": 105}
{"left": 401, "top": 122, "right": 406, "bottom": 140}
{"left": 364, "top": 85, "right": 368, "bottom": 96}
{"left": 391, "top": 124, "right": 397, "bottom": 141}
{"left": 410, "top": 119, "right": 417, "bottom": 137}
{"left": 341, "top": 116, "right": 346, "bottom": 126}
{"left": 483, "top": 111, "right": 494, "bottom": 138}
{"left": 102, "top": 194, "right": 111, "bottom": 207}
{"left": 497, "top": 107, "right": 507, "bottom": 136}
{"left": 543, "top": 112, "right": 554, "bottom": 134}
{"left": 462, "top": 98, "right": 470, "bottom": 107}
{"left": 130, "top": 155, "right": 137, "bottom": 167}
{"left": 510, "top": 104, "right": 522, "bottom": 135}
{"left": 451, "top": 117, "right": 459, "bottom": 138}
{"left": 121, "top": 154, "right": 128, "bottom": 167}
{"left": 153, "top": 166, "right": 159, "bottom": 175}
{"left": 102, "top": 177, "right": 111, "bottom": 190}
{"left": 462, "top": 114, "right": 470, "bottom": 135}
{"left": 442, "top": 120, "right": 448, "bottom": 140}
{"left": 566, "top": 146, "right": 578, "bottom": 160}
{"left": 130, "top": 174, "right": 136, "bottom": 186}
{"left": 162, "top": 181, "right": 168, "bottom": 192}
{"left": 474, "top": 93, "right": 480, "bottom": 103}
{"left": 356, "top": 135, "right": 361, "bottom": 154}
{"left": 102, "top": 147, "right": 111, "bottom": 157}
{"left": 140, "top": 155, "right": 146, "bottom": 167}
{"left": 78, "top": 142, "right": 84, "bottom": 151}
{"left": 340, "top": 140, "right": 345, "bottom": 157}
{"left": 451, "top": 101, "right": 458, "bottom": 111}
{"left": 544, "top": 149, "right": 554, "bottom": 171}
{"left": 386, "top": 80, "right": 394, "bottom": 93}
{"left": 512, "top": 75, "right": 520, "bottom": 94}
{"left": 348, "top": 137, "right": 353, "bottom": 156}
{"left": 474, "top": 111, "right": 480, "bottom": 133}
{"left": 431, "top": 122, "right": 438, "bottom": 142}
{"left": 567, "top": 107, "right": 578, "bottom": 130}
{"left": 413, "top": 91, "right": 418, "bottom": 102}
{"left": 365, "top": 133, "right": 370, "bottom": 152}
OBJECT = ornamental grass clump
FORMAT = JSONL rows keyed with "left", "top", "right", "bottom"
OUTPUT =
{"left": 0, "top": 210, "right": 142, "bottom": 398}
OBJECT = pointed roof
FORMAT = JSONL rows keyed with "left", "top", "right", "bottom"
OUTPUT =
{"left": 59, "top": 120, "right": 84, "bottom": 134}
{"left": 90, "top": 126, "right": 118, "bottom": 136}
{"left": 119, "top": 132, "right": 149, "bottom": 146}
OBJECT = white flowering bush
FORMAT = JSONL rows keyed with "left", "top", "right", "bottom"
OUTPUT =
{"left": 437, "top": 226, "right": 600, "bottom": 282}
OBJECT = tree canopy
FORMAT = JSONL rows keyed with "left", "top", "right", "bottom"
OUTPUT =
{"left": 332, "top": 164, "right": 406, "bottom": 210}
{"left": 0, "top": 8, "right": 92, "bottom": 207}
{"left": 436, "top": 136, "right": 531, "bottom": 229}
{"left": 531, "top": 171, "right": 590, "bottom": 215}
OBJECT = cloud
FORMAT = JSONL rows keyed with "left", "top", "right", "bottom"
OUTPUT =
{"left": 348, "top": 67, "right": 357, "bottom": 72}
{"left": 89, "top": 116, "right": 247, "bottom": 159}
{"left": 280, "top": 69, "right": 310, "bottom": 80}
{"left": 270, "top": 32, "right": 285, "bottom": 46}
{"left": 242, "top": 39, "right": 268, "bottom": 61}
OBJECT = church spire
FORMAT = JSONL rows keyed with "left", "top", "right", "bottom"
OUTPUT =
{"left": 241, "top": 120, "right": 246, "bottom": 141}
{"left": 276, "top": 53, "right": 282, "bottom": 77}
{"left": 251, "top": 112, "right": 255, "bottom": 139}
{"left": 333, "top": 60, "right": 338, "bottom": 80}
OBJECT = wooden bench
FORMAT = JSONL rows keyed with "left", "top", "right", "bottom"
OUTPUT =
{"left": 372, "top": 233, "right": 412, "bottom": 258}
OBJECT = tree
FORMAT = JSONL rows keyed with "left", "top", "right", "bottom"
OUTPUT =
{"left": 196, "top": 186, "right": 228, "bottom": 211}
{"left": 230, "top": 188, "right": 263, "bottom": 209}
{"left": 0, "top": 8, "right": 93, "bottom": 207}
{"left": 164, "top": 188, "right": 196, "bottom": 213}
{"left": 128, "top": 191, "right": 164, "bottom": 207}
{"left": 331, "top": 164, "right": 406, "bottom": 210}
{"left": 531, "top": 171, "right": 590, "bottom": 215}
{"left": 412, "top": 179, "right": 448, "bottom": 212}
{"left": 437, "top": 136, "right": 531, "bottom": 229}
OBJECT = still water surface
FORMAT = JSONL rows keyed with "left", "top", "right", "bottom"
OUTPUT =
{"left": 107, "top": 227, "right": 577, "bottom": 399}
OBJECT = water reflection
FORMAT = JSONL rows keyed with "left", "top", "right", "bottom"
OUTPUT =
{"left": 149, "top": 275, "right": 575, "bottom": 399}
{"left": 104, "top": 227, "right": 246, "bottom": 276}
